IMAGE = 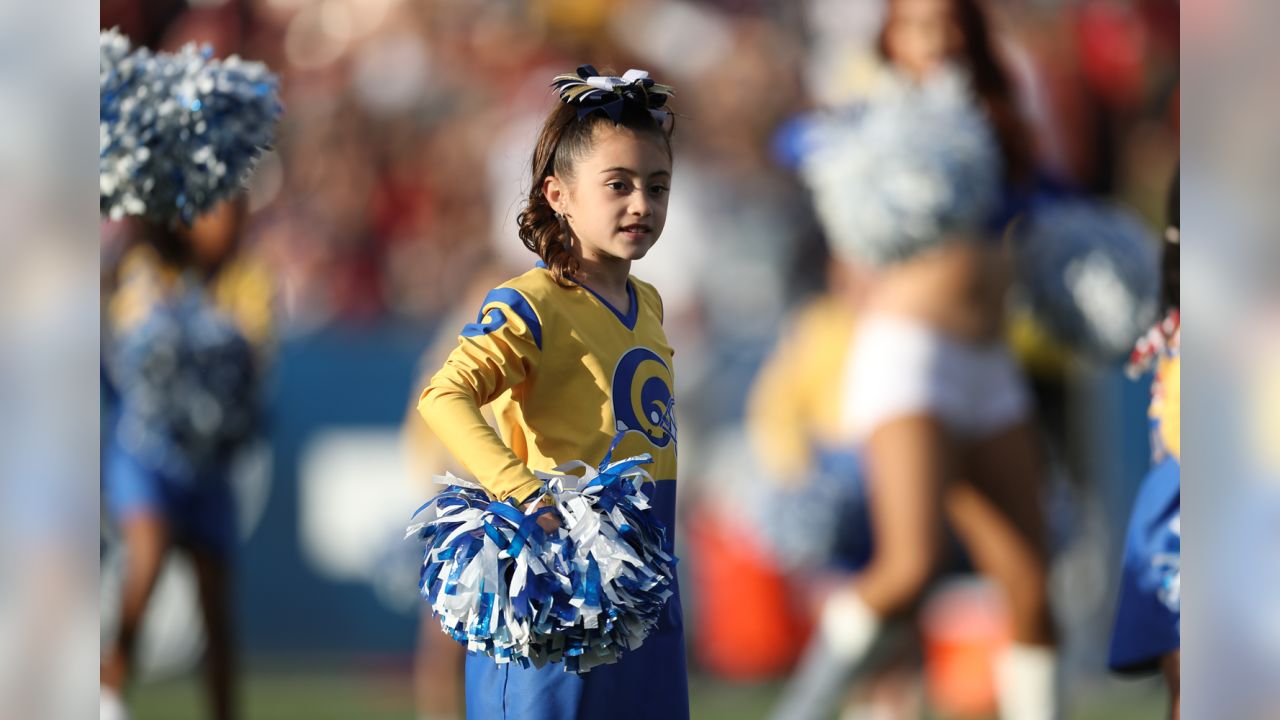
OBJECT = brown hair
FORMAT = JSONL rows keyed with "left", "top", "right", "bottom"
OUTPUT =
{"left": 1163, "top": 166, "right": 1178, "bottom": 311}
{"left": 516, "top": 93, "right": 673, "bottom": 285}
{"left": 878, "top": 0, "right": 1032, "bottom": 186}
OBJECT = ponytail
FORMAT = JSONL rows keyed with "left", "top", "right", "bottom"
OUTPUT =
{"left": 518, "top": 104, "right": 581, "bottom": 286}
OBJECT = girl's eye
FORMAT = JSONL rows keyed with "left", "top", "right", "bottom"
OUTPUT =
{"left": 607, "top": 181, "right": 628, "bottom": 192}
{"left": 649, "top": 185, "right": 669, "bottom": 196}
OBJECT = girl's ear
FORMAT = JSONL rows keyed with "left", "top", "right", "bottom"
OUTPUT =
{"left": 542, "top": 174, "right": 567, "bottom": 214}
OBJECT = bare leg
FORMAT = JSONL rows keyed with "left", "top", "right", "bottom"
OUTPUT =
{"left": 945, "top": 421, "right": 1057, "bottom": 719}
{"left": 1161, "top": 650, "right": 1180, "bottom": 720}
{"left": 946, "top": 421, "right": 1053, "bottom": 644}
{"left": 415, "top": 611, "right": 465, "bottom": 719}
{"left": 853, "top": 416, "right": 952, "bottom": 617}
{"left": 102, "top": 513, "right": 170, "bottom": 693}
{"left": 772, "top": 416, "right": 952, "bottom": 720}
{"left": 191, "top": 547, "right": 237, "bottom": 720}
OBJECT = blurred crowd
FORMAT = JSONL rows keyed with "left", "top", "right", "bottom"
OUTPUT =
{"left": 101, "top": 0, "right": 1179, "bottom": 507}
{"left": 101, "top": 0, "right": 1177, "bottom": 330}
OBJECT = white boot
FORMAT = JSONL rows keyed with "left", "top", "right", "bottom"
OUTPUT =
{"left": 100, "top": 686, "right": 130, "bottom": 720}
{"left": 994, "top": 643, "right": 1059, "bottom": 720}
{"left": 771, "top": 589, "right": 886, "bottom": 720}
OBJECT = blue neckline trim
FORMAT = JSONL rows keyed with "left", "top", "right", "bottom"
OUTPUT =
{"left": 534, "top": 260, "right": 638, "bottom": 330}
{"left": 582, "top": 279, "right": 638, "bottom": 329}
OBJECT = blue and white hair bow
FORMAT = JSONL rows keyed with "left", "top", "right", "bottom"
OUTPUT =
{"left": 408, "top": 434, "right": 677, "bottom": 673}
{"left": 100, "top": 29, "right": 282, "bottom": 226}
{"left": 551, "top": 65, "right": 674, "bottom": 124}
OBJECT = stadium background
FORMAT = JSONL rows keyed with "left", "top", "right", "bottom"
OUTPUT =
{"left": 99, "top": 0, "right": 1178, "bottom": 717}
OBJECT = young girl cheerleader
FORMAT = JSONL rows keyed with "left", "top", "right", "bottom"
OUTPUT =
{"left": 1109, "top": 168, "right": 1180, "bottom": 718}
{"left": 99, "top": 30, "right": 279, "bottom": 720}
{"left": 771, "top": 2, "right": 1058, "bottom": 718}
{"left": 416, "top": 66, "right": 688, "bottom": 720}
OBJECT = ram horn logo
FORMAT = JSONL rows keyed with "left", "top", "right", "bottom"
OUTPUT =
{"left": 611, "top": 347, "right": 676, "bottom": 448}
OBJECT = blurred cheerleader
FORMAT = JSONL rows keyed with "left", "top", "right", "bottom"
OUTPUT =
{"left": 99, "top": 30, "right": 279, "bottom": 720}
{"left": 1108, "top": 169, "right": 1180, "bottom": 718}
{"left": 748, "top": 259, "right": 871, "bottom": 574}
{"left": 771, "top": 1, "right": 1058, "bottom": 718}
{"left": 749, "top": 262, "right": 921, "bottom": 718}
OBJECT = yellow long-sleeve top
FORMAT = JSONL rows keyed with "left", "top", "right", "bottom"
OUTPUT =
{"left": 1152, "top": 353, "right": 1180, "bottom": 462}
{"left": 108, "top": 244, "right": 274, "bottom": 349}
{"left": 418, "top": 266, "right": 677, "bottom": 503}
{"left": 746, "top": 293, "right": 856, "bottom": 484}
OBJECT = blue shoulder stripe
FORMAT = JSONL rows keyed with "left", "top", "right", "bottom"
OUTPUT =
{"left": 460, "top": 288, "right": 543, "bottom": 350}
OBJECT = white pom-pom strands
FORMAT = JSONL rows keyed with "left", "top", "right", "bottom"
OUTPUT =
{"left": 800, "top": 68, "right": 1003, "bottom": 268}
{"left": 408, "top": 443, "right": 677, "bottom": 674}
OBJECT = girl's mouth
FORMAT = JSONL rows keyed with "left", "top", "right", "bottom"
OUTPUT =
{"left": 620, "top": 224, "right": 651, "bottom": 237}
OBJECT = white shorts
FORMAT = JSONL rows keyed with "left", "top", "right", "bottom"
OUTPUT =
{"left": 841, "top": 315, "right": 1031, "bottom": 442}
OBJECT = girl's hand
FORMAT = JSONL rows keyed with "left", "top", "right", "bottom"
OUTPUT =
{"left": 536, "top": 511, "right": 562, "bottom": 534}
{"left": 524, "top": 495, "right": 562, "bottom": 534}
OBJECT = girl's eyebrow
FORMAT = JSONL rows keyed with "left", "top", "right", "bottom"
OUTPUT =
{"left": 598, "top": 166, "right": 672, "bottom": 178}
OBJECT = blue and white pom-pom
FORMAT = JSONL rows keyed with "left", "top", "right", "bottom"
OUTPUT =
{"left": 110, "top": 278, "right": 258, "bottom": 482}
{"left": 1012, "top": 199, "right": 1160, "bottom": 361}
{"left": 754, "top": 449, "right": 873, "bottom": 574}
{"left": 407, "top": 441, "right": 677, "bottom": 673}
{"left": 799, "top": 67, "right": 1002, "bottom": 268}
{"left": 100, "top": 29, "right": 282, "bottom": 226}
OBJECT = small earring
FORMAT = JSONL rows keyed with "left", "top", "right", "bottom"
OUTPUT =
{"left": 556, "top": 211, "right": 571, "bottom": 249}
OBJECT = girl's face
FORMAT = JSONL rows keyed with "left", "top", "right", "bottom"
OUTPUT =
{"left": 179, "top": 196, "right": 246, "bottom": 271}
{"left": 546, "top": 124, "right": 672, "bottom": 267}
{"left": 884, "top": 0, "right": 962, "bottom": 81}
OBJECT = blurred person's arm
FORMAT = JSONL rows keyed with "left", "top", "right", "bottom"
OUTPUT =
{"left": 402, "top": 345, "right": 498, "bottom": 488}
{"left": 1005, "top": 304, "right": 1073, "bottom": 378}
{"left": 1153, "top": 354, "right": 1180, "bottom": 462}
{"left": 418, "top": 292, "right": 543, "bottom": 504}
{"left": 747, "top": 295, "right": 856, "bottom": 486}
{"left": 106, "top": 245, "right": 173, "bottom": 338}
{"left": 403, "top": 264, "right": 516, "bottom": 488}
{"left": 213, "top": 256, "right": 275, "bottom": 352}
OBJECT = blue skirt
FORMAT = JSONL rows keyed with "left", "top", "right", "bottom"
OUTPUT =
{"left": 103, "top": 437, "right": 236, "bottom": 557}
{"left": 464, "top": 479, "right": 689, "bottom": 719}
{"left": 1108, "top": 457, "right": 1180, "bottom": 673}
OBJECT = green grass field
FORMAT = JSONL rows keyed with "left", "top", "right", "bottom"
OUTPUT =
{"left": 131, "top": 667, "right": 1167, "bottom": 719}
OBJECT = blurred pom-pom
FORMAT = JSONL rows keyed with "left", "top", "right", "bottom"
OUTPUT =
{"left": 408, "top": 447, "right": 677, "bottom": 673}
{"left": 1013, "top": 199, "right": 1160, "bottom": 361}
{"left": 99, "top": 28, "right": 282, "bottom": 226}
{"left": 109, "top": 281, "right": 258, "bottom": 482}
{"left": 799, "top": 67, "right": 1002, "bottom": 268}
{"left": 754, "top": 449, "right": 873, "bottom": 574}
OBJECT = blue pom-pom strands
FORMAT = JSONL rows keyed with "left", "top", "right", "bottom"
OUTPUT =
{"left": 755, "top": 450, "right": 872, "bottom": 573}
{"left": 408, "top": 438, "right": 677, "bottom": 673}
{"left": 99, "top": 29, "right": 282, "bottom": 226}
{"left": 1012, "top": 199, "right": 1160, "bottom": 361}
{"left": 551, "top": 65, "right": 674, "bottom": 125}
{"left": 111, "top": 278, "right": 258, "bottom": 482}
{"left": 799, "top": 68, "right": 1002, "bottom": 268}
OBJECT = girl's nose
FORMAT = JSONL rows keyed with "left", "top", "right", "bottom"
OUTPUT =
{"left": 629, "top": 193, "right": 652, "bottom": 217}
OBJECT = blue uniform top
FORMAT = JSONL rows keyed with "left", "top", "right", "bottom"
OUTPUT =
{"left": 1110, "top": 349, "right": 1180, "bottom": 673}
